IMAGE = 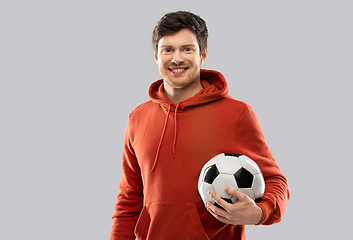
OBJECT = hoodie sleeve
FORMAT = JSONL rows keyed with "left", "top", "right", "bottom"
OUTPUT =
{"left": 234, "top": 104, "right": 290, "bottom": 225}
{"left": 109, "top": 118, "right": 143, "bottom": 240}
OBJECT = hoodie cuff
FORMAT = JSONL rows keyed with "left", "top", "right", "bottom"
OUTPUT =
{"left": 256, "top": 200, "right": 272, "bottom": 225}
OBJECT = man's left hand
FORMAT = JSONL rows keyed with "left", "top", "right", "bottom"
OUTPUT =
{"left": 206, "top": 187, "right": 263, "bottom": 225}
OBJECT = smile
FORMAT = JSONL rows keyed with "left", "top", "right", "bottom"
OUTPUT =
{"left": 168, "top": 67, "right": 189, "bottom": 74}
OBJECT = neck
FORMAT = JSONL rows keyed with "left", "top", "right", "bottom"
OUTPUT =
{"left": 163, "top": 80, "right": 203, "bottom": 104}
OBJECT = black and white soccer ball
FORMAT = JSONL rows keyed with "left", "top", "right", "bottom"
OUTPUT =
{"left": 198, "top": 153, "right": 265, "bottom": 208}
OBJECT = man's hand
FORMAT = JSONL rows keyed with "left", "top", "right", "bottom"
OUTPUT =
{"left": 206, "top": 187, "right": 263, "bottom": 225}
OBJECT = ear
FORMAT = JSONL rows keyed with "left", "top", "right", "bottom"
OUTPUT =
{"left": 154, "top": 50, "right": 158, "bottom": 62}
{"left": 201, "top": 48, "right": 208, "bottom": 65}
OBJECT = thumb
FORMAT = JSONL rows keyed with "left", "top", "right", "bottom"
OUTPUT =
{"left": 225, "top": 187, "right": 247, "bottom": 201}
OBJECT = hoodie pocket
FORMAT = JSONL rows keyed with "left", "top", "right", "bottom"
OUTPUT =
{"left": 134, "top": 206, "right": 150, "bottom": 240}
{"left": 134, "top": 201, "right": 210, "bottom": 240}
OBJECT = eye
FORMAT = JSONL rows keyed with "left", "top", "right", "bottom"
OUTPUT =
{"left": 184, "top": 48, "right": 191, "bottom": 52}
{"left": 162, "top": 48, "right": 171, "bottom": 53}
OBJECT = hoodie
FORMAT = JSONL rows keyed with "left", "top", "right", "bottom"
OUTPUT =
{"left": 110, "top": 69, "right": 289, "bottom": 240}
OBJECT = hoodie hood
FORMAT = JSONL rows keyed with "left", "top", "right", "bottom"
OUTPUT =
{"left": 148, "top": 69, "right": 229, "bottom": 110}
{"left": 147, "top": 69, "right": 229, "bottom": 172}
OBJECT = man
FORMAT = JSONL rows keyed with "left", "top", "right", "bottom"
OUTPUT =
{"left": 110, "top": 11, "right": 289, "bottom": 240}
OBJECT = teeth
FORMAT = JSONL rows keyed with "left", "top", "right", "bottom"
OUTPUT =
{"left": 171, "top": 68, "right": 186, "bottom": 72}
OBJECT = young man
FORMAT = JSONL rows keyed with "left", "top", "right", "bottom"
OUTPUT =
{"left": 109, "top": 11, "right": 289, "bottom": 240}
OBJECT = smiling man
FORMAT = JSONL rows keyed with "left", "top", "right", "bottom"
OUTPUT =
{"left": 155, "top": 28, "right": 207, "bottom": 103}
{"left": 109, "top": 11, "right": 289, "bottom": 240}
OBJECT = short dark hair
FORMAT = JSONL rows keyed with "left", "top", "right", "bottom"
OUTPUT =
{"left": 152, "top": 11, "right": 208, "bottom": 55}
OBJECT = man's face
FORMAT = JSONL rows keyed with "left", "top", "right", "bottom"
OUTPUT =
{"left": 154, "top": 28, "right": 207, "bottom": 90}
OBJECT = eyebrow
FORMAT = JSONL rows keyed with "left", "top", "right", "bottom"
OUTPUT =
{"left": 159, "top": 44, "right": 197, "bottom": 48}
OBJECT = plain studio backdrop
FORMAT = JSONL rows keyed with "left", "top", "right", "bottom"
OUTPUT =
{"left": 1, "top": 0, "right": 352, "bottom": 239}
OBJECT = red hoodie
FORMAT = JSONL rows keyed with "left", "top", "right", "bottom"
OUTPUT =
{"left": 110, "top": 69, "right": 289, "bottom": 240}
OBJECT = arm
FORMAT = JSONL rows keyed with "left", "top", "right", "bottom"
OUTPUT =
{"left": 233, "top": 104, "right": 290, "bottom": 225}
{"left": 206, "top": 104, "right": 289, "bottom": 225}
{"left": 109, "top": 119, "right": 143, "bottom": 240}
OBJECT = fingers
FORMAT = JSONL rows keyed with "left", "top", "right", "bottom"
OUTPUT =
{"left": 207, "top": 188, "right": 262, "bottom": 225}
{"left": 206, "top": 201, "right": 232, "bottom": 224}
{"left": 208, "top": 190, "right": 231, "bottom": 212}
{"left": 206, "top": 190, "right": 233, "bottom": 224}
{"left": 224, "top": 187, "right": 247, "bottom": 201}
{"left": 208, "top": 187, "right": 248, "bottom": 211}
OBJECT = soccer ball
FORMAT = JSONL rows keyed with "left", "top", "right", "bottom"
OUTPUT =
{"left": 198, "top": 153, "right": 265, "bottom": 208}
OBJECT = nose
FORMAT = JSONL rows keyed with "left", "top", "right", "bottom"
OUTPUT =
{"left": 171, "top": 50, "right": 184, "bottom": 64}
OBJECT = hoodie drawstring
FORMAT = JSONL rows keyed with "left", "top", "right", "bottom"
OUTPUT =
{"left": 150, "top": 105, "right": 171, "bottom": 173}
{"left": 172, "top": 103, "right": 180, "bottom": 159}
{"left": 150, "top": 103, "right": 180, "bottom": 172}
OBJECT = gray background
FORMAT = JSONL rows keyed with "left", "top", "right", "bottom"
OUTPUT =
{"left": 1, "top": 0, "right": 352, "bottom": 239}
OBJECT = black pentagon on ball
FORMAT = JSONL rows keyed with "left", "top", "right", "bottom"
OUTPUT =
{"left": 203, "top": 164, "right": 219, "bottom": 184}
{"left": 234, "top": 167, "right": 253, "bottom": 188}
{"left": 224, "top": 153, "right": 241, "bottom": 157}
